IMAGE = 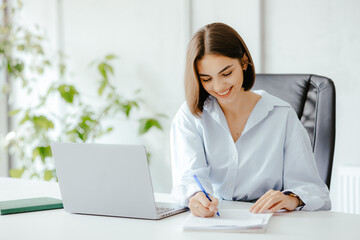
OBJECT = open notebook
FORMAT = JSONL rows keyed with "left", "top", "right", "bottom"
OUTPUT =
{"left": 183, "top": 209, "right": 273, "bottom": 232}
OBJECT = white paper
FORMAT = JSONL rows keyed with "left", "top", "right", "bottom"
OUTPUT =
{"left": 183, "top": 209, "right": 272, "bottom": 232}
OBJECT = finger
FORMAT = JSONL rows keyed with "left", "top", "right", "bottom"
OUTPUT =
{"left": 191, "top": 200, "right": 215, "bottom": 217}
{"left": 208, "top": 195, "right": 219, "bottom": 213}
{"left": 258, "top": 195, "right": 283, "bottom": 214}
{"left": 188, "top": 197, "right": 202, "bottom": 216}
{"left": 250, "top": 190, "right": 274, "bottom": 211}
{"left": 251, "top": 190, "right": 282, "bottom": 212}
{"left": 267, "top": 202, "right": 285, "bottom": 213}
{"left": 209, "top": 195, "right": 219, "bottom": 206}
{"left": 251, "top": 190, "right": 278, "bottom": 213}
{"left": 189, "top": 196, "right": 215, "bottom": 217}
{"left": 197, "top": 202, "right": 216, "bottom": 217}
{"left": 208, "top": 205, "right": 218, "bottom": 214}
{"left": 252, "top": 191, "right": 282, "bottom": 213}
{"left": 190, "top": 202, "right": 207, "bottom": 217}
{"left": 194, "top": 192, "right": 211, "bottom": 208}
{"left": 251, "top": 195, "right": 272, "bottom": 213}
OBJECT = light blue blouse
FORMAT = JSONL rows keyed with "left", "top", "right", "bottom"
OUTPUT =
{"left": 170, "top": 90, "right": 331, "bottom": 211}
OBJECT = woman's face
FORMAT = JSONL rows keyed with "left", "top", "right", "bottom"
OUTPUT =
{"left": 197, "top": 54, "right": 245, "bottom": 106}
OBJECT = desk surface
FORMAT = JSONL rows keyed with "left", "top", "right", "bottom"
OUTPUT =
{"left": 1, "top": 177, "right": 359, "bottom": 240}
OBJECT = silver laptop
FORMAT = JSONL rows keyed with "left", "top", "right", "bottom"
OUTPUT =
{"left": 51, "top": 142, "right": 187, "bottom": 220}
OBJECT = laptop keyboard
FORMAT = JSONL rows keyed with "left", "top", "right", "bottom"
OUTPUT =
{"left": 156, "top": 207, "right": 174, "bottom": 214}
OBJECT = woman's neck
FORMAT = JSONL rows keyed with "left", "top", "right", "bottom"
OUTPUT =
{"left": 218, "top": 90, "right": 253, "bottom": 117}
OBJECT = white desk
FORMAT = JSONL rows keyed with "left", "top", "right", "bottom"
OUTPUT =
{"left": 1, "top": 177, "right": 359, "bottom": 240}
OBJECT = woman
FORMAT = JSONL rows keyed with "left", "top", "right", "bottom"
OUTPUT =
{"left": 170, "top": 22, "right": 331, "bottom": 217}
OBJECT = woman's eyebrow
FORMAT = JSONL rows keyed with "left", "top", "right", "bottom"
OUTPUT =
{"left": 199, "top": 64, "right": 233, "bottom": 77}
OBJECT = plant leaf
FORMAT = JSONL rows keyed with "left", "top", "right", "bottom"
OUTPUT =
{"left": 9, "top": 168, "right": 25, "bottom": 178}
{"left": 98, "top": 63, "right": 107, "bottom": 79}
{"left": 120, "top": 101, "right": 140, "bottom": 117}
{"left": 8, "top": 109, "right": 21, "bottom": 116}
{"left": 19, "top": 111, "right": 30, "bottom": 125}
{"left": 134, "top": 88, "right": 142, "bottom": 94}
{"left": 107, "top": 64, "right": 114, "bottom": 75}
{"left": 75, "top": 114, "right": 96, "bottom": 142}
{"left": 98, "top": 62, "right": 114, "bottom": 78}
{"left": 98, "top": 80, "right": 107, "bottom": 96}
{"left": 105, "top": 54, "right": 117, "bottom": 60}
{"left": 43, "top": 60, "right": 51, "bottom": 66}
{"left": 14, "top": 62, "right": 24, "bottom": 73}
{"left": 138, "top": 118, "right": 163, "bottom": 135}
{"left": 30, "top": 173, "right": 40, "bottom": 179}
{"left": 121, "top": 104, "right": 131, "bottom": 117}
{"left": 59, "top": 63, "right": 66, "bottom": 76}
{"left": 58, "top": 84, "right": 79, "bottom": 103}
{"left": 33, "top": 146, "right": 52, "bottom": 163}
{"left": 44, "top": 170, "right": 53, "bottom": 181}
{"left": 65, "top": 129, "right": 79, "bottom": 142}
{"left": 32, "top": 115, "right": 54, "bottom": 131}
{"left": 130, "top": 101, "right": 139, "bottom": 109}
{"left": 7, "top": 61, "right": 12, "bottom": 73}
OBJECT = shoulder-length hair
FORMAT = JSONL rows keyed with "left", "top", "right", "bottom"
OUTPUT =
{"left": 184, "top": 22, "right": 256, "bottom": 117}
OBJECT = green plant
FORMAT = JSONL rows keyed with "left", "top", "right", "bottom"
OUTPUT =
{"left": 0, "top": 1, "right": 164, "bottom": 181}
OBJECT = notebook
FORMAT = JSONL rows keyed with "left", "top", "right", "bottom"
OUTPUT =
{"left": 0, "top": 197, "right": 63, "bottom": 215}
{"left": 51, "top": 142, "right": 187, "bottom": 220}
{"left": 183, "top": 209, "right": 272, "bottom": 232}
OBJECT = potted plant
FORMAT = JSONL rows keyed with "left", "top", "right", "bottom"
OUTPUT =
{"left": 0, "top": 1, "right": 164, "bottom": 181}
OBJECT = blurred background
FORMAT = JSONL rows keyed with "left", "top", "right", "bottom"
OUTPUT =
{"left": 1, "top": 0, "right": 359, "bottom": 213}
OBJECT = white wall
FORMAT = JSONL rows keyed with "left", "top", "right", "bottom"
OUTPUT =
{"left": 8, "top": 0, "right": 360, "bottom": 212}
{"left": 191, "top": 0, "right": 262, "bottom": 70}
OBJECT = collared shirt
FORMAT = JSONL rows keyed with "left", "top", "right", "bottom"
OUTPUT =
{"left": 170, "top": 90, "right": 331, "bottom": 211}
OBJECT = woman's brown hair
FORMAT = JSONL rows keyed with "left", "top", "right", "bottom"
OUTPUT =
{"left": 184, "top": 22, "right": 256, "bottom": 117}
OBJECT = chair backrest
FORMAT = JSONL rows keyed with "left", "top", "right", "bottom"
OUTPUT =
{"left": 252, "top": 74, "right": 336, "bottom": 189}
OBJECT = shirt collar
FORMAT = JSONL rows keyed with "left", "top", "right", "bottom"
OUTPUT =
{"left": 203, "top": 90, "right": 290, "bottom": 138}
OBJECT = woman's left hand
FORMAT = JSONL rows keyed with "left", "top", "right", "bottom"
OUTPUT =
{"left": 249, "top": 190, "right": 300, "bottom": 214}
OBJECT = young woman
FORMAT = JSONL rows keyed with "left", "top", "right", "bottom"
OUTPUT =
{"left": 170, "top": 22, "right": 331, "bottom": 218}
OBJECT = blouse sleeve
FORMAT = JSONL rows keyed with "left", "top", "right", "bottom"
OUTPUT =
{"left": 283, "top": 108, "right": 331, "bottom": 211}
{"left": 170, "top": 103, "right": 213, "bottom": 207}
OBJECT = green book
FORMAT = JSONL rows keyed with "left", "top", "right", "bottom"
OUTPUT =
{"left": 0, "top": 197, "right": 63, "bottom": 215}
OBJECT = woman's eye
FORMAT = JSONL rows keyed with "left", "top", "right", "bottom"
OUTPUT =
{"left": 223, "top": 71, "right": 232, "bottom": 77}
{"left": 202, "top": 78, "right": 211, "bottom": 82}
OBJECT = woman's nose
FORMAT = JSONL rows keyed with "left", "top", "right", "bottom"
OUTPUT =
{"left": 212, "top": 79, "right": 225, "bottom": 92}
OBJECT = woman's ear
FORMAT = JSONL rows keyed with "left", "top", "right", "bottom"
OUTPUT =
{"left": 240, "top": 54, "right": 249, "bottom": 71}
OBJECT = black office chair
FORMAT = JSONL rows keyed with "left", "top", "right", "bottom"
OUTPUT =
{"left": 252, "top": 74, "right": 336, "bottom": 189}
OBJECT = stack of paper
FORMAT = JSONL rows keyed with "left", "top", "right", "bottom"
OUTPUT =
{"left": 183, "top": 209, "right": 272, "bottom": 232}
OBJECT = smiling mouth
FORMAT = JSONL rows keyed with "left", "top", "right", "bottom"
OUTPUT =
{"left": 215, "top": 87, "right": 233, "bottom": 97}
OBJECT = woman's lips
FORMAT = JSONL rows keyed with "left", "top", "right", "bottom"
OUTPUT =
{"left": 215, "top": 86, "right": 233, "bottom": 98}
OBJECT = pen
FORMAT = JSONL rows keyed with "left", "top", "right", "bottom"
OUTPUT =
{"left": 193, "top": 174, "right": 220, "bottom": 217}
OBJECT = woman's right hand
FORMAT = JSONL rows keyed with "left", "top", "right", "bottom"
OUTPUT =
{"left": 188, "top": 192, "right": 219, "bottom": 217}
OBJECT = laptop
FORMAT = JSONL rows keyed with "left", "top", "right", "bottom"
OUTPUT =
{"left": 51, "top": 142, "right": 187, "bottom": 220}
